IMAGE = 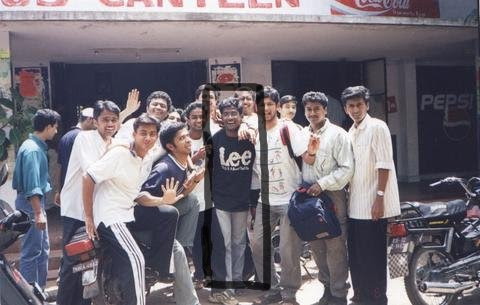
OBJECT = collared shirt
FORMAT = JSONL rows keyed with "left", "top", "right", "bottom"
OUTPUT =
{"left": 302, "top": 119, "right": 354, "bottom": 191}
{"left": 60, "top": 130, "right": 115, "bottom": 221}
{"left": 12, "top": 134, "right": 51, "bottom": 198}
{"left": 253, "top": 120, "right": 308, "bottom": 206}
{"left": 348, "top": 114, "right": 401, "bottom": 219}
{"left": 88, "top": 145, "right": 146, "bottom": 228}
{"left": 191, "top": 136, "right": 210, "bottom": 212}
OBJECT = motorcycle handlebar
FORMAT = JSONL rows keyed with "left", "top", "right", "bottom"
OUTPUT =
{"left": 0, "top": 210, "right": 22, "bottom": 230}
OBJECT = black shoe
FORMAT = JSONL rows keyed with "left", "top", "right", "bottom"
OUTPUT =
{"left": 43, "top": 289, "right": 57, "bottom": 303}
{"left": 329, "top": 296, "right": 347, "bottom": 305}
{"left": 317, "top": 286, "right": 331, "bottom": 305}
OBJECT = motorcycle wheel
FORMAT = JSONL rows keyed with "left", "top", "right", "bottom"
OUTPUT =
{"left": 404, "top": 247, "right": 458, "bottom": 305}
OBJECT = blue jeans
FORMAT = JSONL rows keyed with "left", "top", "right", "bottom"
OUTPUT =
{"left": 15, "top": 194, "right": 50, "bottom": 288}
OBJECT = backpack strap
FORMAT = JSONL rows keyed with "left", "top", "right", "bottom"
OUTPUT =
{"left": 279, "top": 124, "right": 302, "bottom": 171}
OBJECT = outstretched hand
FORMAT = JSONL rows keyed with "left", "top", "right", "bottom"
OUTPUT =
{"left": 124, "top": 89, "right": 141, "bottom": 116}
{"left": 161, "top": 178, "right": 184, "bottom": 205}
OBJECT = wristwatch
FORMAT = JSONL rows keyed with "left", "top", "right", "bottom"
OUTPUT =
{"left": 376, "top": 190, "right": 385, "bottom": 197}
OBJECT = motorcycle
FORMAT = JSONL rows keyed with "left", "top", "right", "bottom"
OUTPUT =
{"left": 387, "top": 176, "right": 480, "bottom": 305}
{"left": 65, "top": 225, "right": 172, "bottom": 304}
{"left": 0, "top": 163, "right": 49, "bottom": 305}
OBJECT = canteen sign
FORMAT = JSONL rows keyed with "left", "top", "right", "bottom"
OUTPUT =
{"left": 0, "top": 0, "right": 440, "bottom": 17}
{"left": 0, "top": 0, "right": 310, "bottom": 13}
{"left": 330, "top": 0, "right": 440, "bottom": 18}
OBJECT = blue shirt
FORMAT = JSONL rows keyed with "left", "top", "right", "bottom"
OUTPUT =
{"left": 12, "top": 134, "right": 52, "bottom": 198}
{"left": 57, "top": 127, "right": 81, "bottom": 189}
{"left": 141, "top": 154, "right": 188, "bottom": 197}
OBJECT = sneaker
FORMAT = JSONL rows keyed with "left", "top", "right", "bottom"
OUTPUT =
{"left": 317, "top": 286, "right": 331, "bottom": 305}
{"left": 208, "top": 290, "right": 239, "bottom": 305}
{"left": 253, "top": 290, "right": 283, "bottom": 305}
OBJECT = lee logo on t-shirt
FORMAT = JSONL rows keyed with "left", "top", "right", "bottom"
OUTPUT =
{"left": 219, "top": 147, "right": 252, "bottom": 171}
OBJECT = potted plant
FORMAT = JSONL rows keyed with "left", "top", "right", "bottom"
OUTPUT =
{"left": 0, "top": 87, "right": 38, "bottom": 161}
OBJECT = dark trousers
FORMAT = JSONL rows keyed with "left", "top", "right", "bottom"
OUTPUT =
{"left": 56, "top": 216, "right": 91, "bottom": 305}
{"left": 129, "top": 204, "right": 179, "bottom": 276}
{"left": 192, "top": 208, "right": 227, "bottom": 283}
{"left": 347, "top": 218, "right": 388, "bottom": 305}
{"left": 98, "top": 222, "right": 146, "bottom": 305}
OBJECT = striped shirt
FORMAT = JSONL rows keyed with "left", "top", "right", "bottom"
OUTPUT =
{"left": 348, "top": 114, "right": 401, "bottom": 220}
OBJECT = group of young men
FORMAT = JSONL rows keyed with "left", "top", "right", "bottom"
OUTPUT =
{"left": 11, "top": 83, "right": 400, "bottom": 305}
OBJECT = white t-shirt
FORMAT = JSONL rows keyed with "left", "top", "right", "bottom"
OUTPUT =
{"left": 88, "top": 145, "right": 147, "bottom": 228}
{"left": 60, "top": 130, "right": 116, "bottom": 221}
{"left": 190, "top": 137, "right": 211, "bottom": 212}
{"left": 243, "top": 113, "right": 259, "bottom": 130}
{"left": 116, "top": 117, "right": 166, "bottom": 179}
{"left": 253, "top": 121, "right": 308, "bottom": 206}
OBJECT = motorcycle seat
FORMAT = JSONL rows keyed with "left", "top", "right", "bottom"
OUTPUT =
{"left": 400, "top": 199, "right": 467, "bottom": 220}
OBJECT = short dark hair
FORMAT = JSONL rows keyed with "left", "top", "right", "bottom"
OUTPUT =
{"left": 33, "top": 109, "right": 61, "bottom": 132}
{"left": 160, "top": 122, "right": 187, "bottom": 153}
{"left": 234, "top": 86, "right": 256, "bottom": 100}
{"left": 280, "top": 95, "right": 297, "bottom": 107}
{"left": 302, "top": 91, "right": 328, "bottom": 108}
{"left": 340, "top": 86, "right": 370, "bottom": 106}
{"left": 93, "top": 100, "right": 121, "bottom": 119}
{"left": 133, "top": 113, "right": 161, "bottom": 133}
{"left": 261, "top": 86, "right": 280, "bottom": 104}
{"left": 184, "top": 101, "right": 204, "bottom": 119}
{"left": 146, "top": 91, "right": 172, "bottom": 111}
{"left": 195, "top": 84, "right": 220, "bottom": 101}
{"left": 218, "top": 96, "right": 243, "bottom": 115}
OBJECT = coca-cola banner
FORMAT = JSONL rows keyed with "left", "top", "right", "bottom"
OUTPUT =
{"left": 417, "top": 66, "right": 477, "bottom": 175}
{"left": 331, "top": 0, "right": 440, "bottom": 18}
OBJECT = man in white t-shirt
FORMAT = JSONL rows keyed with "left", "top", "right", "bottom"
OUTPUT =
{"left": 83, "top": 114, "right": 183, "bottom": 305}
{"left": 57, "top": 100, "right": 121, "bottom": 305}
{"left": 251, "top": 86, "right": 318, "bottom": 305}
{"left": 342, "top": 86, "right": 400, "bottom": 305}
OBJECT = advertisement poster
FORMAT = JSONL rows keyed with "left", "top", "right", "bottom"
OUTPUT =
{"left": 331, "top": 0, "right": 440, "bottom": 18}
{"left": 417, "top": 66, "right": 476, "bottom": 175}
{"left": 210, "top": 63, "right": 241, "bottom": 84}
{"left": 14, "top": 67, "right": 50, "bottom": 108}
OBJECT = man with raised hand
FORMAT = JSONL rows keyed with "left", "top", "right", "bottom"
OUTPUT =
{"left": 301, "top": 91, "right": 354, "bottom": 305}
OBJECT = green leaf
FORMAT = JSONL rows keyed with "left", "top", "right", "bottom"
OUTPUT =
{"left": 9, "top": 128, "right": 21, "bottom": 146}
{"left": 0, "top": 129, "right": 5, "bottom": 145}
{"left": 0, "top": 98, "right": 13, "bottom": 110}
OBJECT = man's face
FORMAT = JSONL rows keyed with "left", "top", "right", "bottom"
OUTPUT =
{"left": 167, "top": 112, "right": 182, "bottom": 123}
{"left": 197, "top": 91, "right": 217, "bottom": 114}
{"left": 305, "top": 101, "right": 327, "bottom": 126}
{"left": 187, "top": 107, "right": 203, "bottom": 132}
{"left": 83, "top": 118, "right": 96, "bottom": 130}
{"left": 45, "top": 123, "right": 58, "bottom": 140}
{"left": 279, "top": 101, "right": 297, "bottom": 120}
{"left": 95, "top": 110, "right": 119, "bottom": 139}
{"left": 262, "top": 98, "right": 278, "bottom": 122}
{"left": 221, "top": 106, "right": 242, "bottom": 132}
{"left": 147, "top": 98, "right": 169, "bottom": 121}
{"left": 167, "top": 128, "right": 192, "bottom": 156}
{"left": 133, "top": 124, "right": 158, "bottom": 153}
{"left": 344, "top": 97, "right": 369, "bottom": 124}
{"left": 237, "top": 91, "right": 254, "bottom": 115}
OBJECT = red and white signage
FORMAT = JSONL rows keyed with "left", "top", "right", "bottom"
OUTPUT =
{"left": 331, "top": 0, "right": 440, "bottom": 18}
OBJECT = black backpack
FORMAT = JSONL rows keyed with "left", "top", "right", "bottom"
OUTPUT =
{"left": 288, "top": 183, "right": 341, "bottom": 241}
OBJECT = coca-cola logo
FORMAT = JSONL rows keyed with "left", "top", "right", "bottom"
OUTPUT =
{"left": 355, "top": 0, "right": 411, "bottom": 10}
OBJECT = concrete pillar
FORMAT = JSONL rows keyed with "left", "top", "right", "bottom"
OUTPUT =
{"left": 402, "top": 60, "right": 420, "bottom": 182}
